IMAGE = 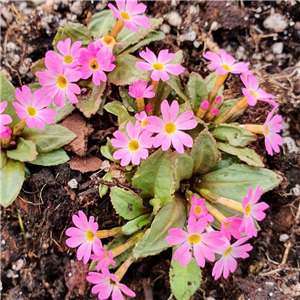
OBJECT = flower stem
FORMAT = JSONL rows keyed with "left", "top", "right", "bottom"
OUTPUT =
{"left": 149, "top": 80, "right": 160, "bottom": 116}
{"left": 208, "top": 73, "right": 228, "bottom": 104}
{"left": 13, "top": 119, "right": 26, "bottom": 136}
{"left": 110, "top": 19, "right": 125, "bottom": 38}
{"left": 114, "top": 255, "right": 134, "bottom": 281}
{"left": 203, "top": 201, "right": 227, "bottom": 223}
{"left": 95, "top": 227, "right": 122, "bottom": 239}
{"left": 239, "top": 124, "right": 264, "bottom": 134}
{"left": 136, "top": 97, "right": 145, "bottom": 113}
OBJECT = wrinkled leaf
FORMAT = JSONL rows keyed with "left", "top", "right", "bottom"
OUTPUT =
{"left": 6, "top": 137, "right": 38, "bottom": 162}
{"left": 132, "top": 149, "right": 175, "bottom": 206}
{"left": 170, "top": 256, "right": 202, "bottom": 300}
{"left": 217, "top": 142, "right": 264, "bottom": 167}
{"left": 100, "top": 138, "right": 116, "bottom": 162}
{"left": 210, "top": 154, "right": 241, "bottom": 172}
{"left": 133, "top": 192, "right": 187, "bottom": 259}
{"left": 119, "top": 86, "right": 137, "bottom": 113}
{"left": 149, "top": 198, "right": 162, "bottom": 216}
{"left": 110, "top": 187, "right": 150, "bottom": 220}
{"left": 99, "top": 172, "right": 112, "bottom": 198}
{"left": 30, "top": 149, "right": 70, "bottom": 166}
{"left": 212, "top": 124, "right": 257, "bottom": 147}
{"left": 88, "top": 10, "right": 115, "bottom": 39}
{"left": 31, "top": 58, "right": 45, "bottom": 75}
{"left": 22, "top": 124, "right": 77, "bottom": 153}
{"left": 190, "top": 128, "right": 220, "bottom": 175}
{"left": 1, "top": 151, "right": 8, "bottom": 169}
{"left": 0, "top": 159, "right": 25, "bottom": 207}
{"left": 104, "top": 101, "right": 131, "bottom": 125}
{"left": 108, "top": 53, "right": 150, "bottom": 86}
{"left": 122, "top": 214, "right": 151, "bottom": 235}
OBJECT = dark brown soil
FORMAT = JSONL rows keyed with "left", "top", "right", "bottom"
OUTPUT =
{"left": 1, "top": 1, "right": 300, "bottom": 300}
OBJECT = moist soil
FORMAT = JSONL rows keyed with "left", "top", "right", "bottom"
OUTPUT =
{"left": 1, "top": 1, "right": 300, "bottom": 300}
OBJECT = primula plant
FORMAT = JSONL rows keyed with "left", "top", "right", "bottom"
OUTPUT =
{"left": 1, "top": 1, "right": 284, "bottom": 299}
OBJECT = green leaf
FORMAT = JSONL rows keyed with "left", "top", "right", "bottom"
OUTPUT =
{"left": 212, "top": 124, "right": 257, "bottom": 147}
{"left": 170, "top": 152, "right": 194, "bottom": 191}
{"left": 133, "top": 192, "right": 187, "bottom": 259}
{"left": 108, "top": 53, "right": 150, "bottom": 86}
{"left": 100, "top": 138, "right": 116, "bottom": 162}
{"left": 190, "top": 128, "right": 221, "bottom": 175}
{"left": 155, "top": 80, "right": 172, "bottom": 107}
{"left": 170, "top": 256, "right": 202, "bottom": 300}
{"left": 110, "top": 187, "right": 150, "bottom": 220}
{"left": 99, "top": 172, "right": 112, "bottom": 198}
{"left": 6, "top": 137, "right": 38, "bottom": 162}
{"left": 210, "top": 154, "right": 241, "bottom": 172}
{"left": 218, "top": 99, "right": 246, "bottom": 122}
{"left": 0, "top": 159, "right": 25, "bottom": 207}
{"left": 132, "top": 149, "right": 176, "bottom": 206}
{"left": 87, "top": 10, "right": 115, "bottom": 38}
{"left": 149, "top": 198, "right": 162, "bottom": 216}
{"left": 29, "top": 149, "right": 70, "bottom": 166}
{"left": 185, "top": 72, "right": 208, "bottom": 112}
{"left": 197, "top": 164, "right": 282, "bottom": 202}
{"left": 217, "top": 142, "right": 264, "bottom": 167}
{"left": 119, "top": 86, "right": 137, "bottom": 113}
{"left": 122, "top": 214, "right": 152, "bottom": 235}
{"left": 76, "top": 82, "right": 106, "bottom": 118}
{"left": 1, "top": 151, "right": 8, "bottom": 169}
{"left": 104, "top": 101, "right": 131, "bottom": 125}
{"left": 31, "top": 58, "right": 45, "bottom": 75}
{"left": 22, "top": 124, "right": 77, "bottom": 153}
{"left": 53, "top": 22, "right": 92, "bottom": 48}
{"left": 1, "top": 73, "right": 19, "bottom": 128}
{"left": 204, "top": 72, "right": 224, "bottom": 96}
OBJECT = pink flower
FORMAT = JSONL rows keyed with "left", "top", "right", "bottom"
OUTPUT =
{"left": 12, "top": 86, "right": 56, "bottom": 130}
{"left": 66, "top": 211, "right": 102, "bottom": 264}
{"left": 212, "top": 237, "right": 253, "bottom": 280}
{"left": 145, "top": 104, "right": 152, "bottom": 114}
{"left": 203, "top": 49, "right": 250, "bottom": 75}
{"left": 189, "top": 196, "right": 214, "bottom": 223}
{"left": 93, "top": 36, "right": 125, "bottom": 56}
{"left": 87, "top": 268, "right": 136, "bottom": 300}
{"left": 46, "top": 38, "right": 82, "bottom": 69}
{"left": 220, "top": 215, "right": 243, "bottom": 241}
{"left": 145, "top": 100, "right": 197, "bottom": 153}
{"left": 111, "top": 120, "right": 154, "bottom": 166}
{"left": 263, "top": 111, "right": 283, "bottom": 156}
{"left": 239, "top": 185, "right": 269, "bottom": 237}
{"left": 135, "top": 111, "right": 149, "bottom": 128}
{"left": 36, "top": 56, "right": 82, "bottom": 107}
{"left": 108, "top": 0, "right": 151, "bottom": 33}
{"left": 166, "top": 217, "right": 225, "bottom": 267}
{"left": 135, "top": 48, "right": 185, "bottom": 81}
{"left": 0, "top": 126, "right": 12, "bottom": 139}
{"left": 241, "top": 73, "right": 275, "bottom": 106}
{"left": 79, "top": 43, "right": 115, "bottom": 86}
{"left": 129, "top": 80, "right": 155, "bottom": 99}
{"left": 91, "top": 248, "right": 115, "bottom": 271}
{"left": 0, "top": 101, "right": 12, "bottom": 133}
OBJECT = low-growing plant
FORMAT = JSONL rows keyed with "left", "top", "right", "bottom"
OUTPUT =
{"left": 1, "top": 0, "right": 284, "bottom": 299}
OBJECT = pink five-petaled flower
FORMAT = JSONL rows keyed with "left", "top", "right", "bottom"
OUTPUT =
{"left": 166, "top": 217, "right": 225, "bottom": 267}
{"left": 212, "top": 237, "right": 253, "bottom": 280}
{"left": 108, "top": 0, "right": 150, "bottom": 33}
{"left": 135, "top": 111, "right": 149, "bottom": 128}
{"left": 203, "top": 49, "right": 250, "bottom": 75}
{"left": 241, "top": 73, "right": 276, "bottom": 106}
{"left": 66, "top": 211, "right": 102, "bottom": 264}
{"left": 46, "top": 38, "right": 82, "bottom": 69}
{"left": 79, "top": 43, "right": 115, "bottom": 86}
{"left": 146, "top": 100, "right": 197, "bottom": 154}
{"left": 239, "top": 185, "right": 269, "bottom": 237}
{"left": 111, "top": 120, "right": 153, "bottom": 166}
{"left": 87, "top": 268, "right": 136, "bottom": 300}
{"left": 90, "top": 248, "right": 116, "bottom": 271}
{"left": 220, "top": 215, "right": 243, "bottom": 241}
{"left": 0, "top": 101, "right": 12, "bottom": 134}
{"left": 129, "top": 80, "right": 155, "bottom": 99}
{"left": 36, "top": 56, "right": 82, "bottom": 107}
{"left": 12, "top": 86, "right": 56, "bottom": 130}
{"left": 189, "top": 196, "right": 214, "bottom": 223}
{"left": 263, "top": 111, "right": 283, "bottom": 156}
{"left": 135, "top": 48, "right": 185, "bottom": 82}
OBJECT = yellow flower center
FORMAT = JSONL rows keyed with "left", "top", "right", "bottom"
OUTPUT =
{"left": 63, "top": 54, "right": 74, "bottom": 65}
{"left": 224, "top": 247, "right": 233, "bottom": 257}
{"left": 222, "top": 64, "right": 232, "bottom": 71}
{"left": 223, "top": 221, "right": 231, "bottom": 228}
{"left": 188, "top": 234, "right": 201, "bottom": 244}
{"left": 120, "top": 11, "right": 130, "bottom": 20}
{"left": 265, "top": 124, "right": 269, "bottom": 136}
{"left": 56, "top": 75, "right": 68, "bottom": 89}
{"left": 245, "top": 204, "right": 251, "bottom": 216}
{"left": 90, "top": 59, "right": 99, "bottom": 71}
{"left": 141, "top": 119, "right": 149, "bottom": 128}
{"left": 128, "top": 140, "right": 140, "bottom": 151}
{"left": 249, "top": 90, "right": 258, "bottom": 98}
{"left": 86, "top": 229, "right": 95, "bottom": 242}
{"left": 103, "top": 36, "right": 116, "bottom": 47}
{"left": 194, "top": 206, "right": 202, "bottom": 215}
{"left": 164, "top": 122, "right": 176, "bottom": 135}
{"left": 152, "top": 62, "right": 164, "bottom": 70}
{"left": 105, "top": 252, "right": 110, "bottom": 259}
{"left": 27, "top": 106, "right": 37, "bottom": 117}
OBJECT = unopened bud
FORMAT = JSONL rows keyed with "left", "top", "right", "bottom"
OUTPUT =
{"left": 210, "top": 108, "right": 219, "bottom": 116}
{"left": 145, "top": 104, "right": 152, "bottom": 115}
{"left": 200, "top": 100, "right": 209, "bottom": 110}
{"left": 214, "top": 96, "right": 222, "bottom": 105}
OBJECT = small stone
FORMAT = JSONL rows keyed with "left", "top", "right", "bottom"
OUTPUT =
{"left": 236, "top": 46, "right": 245, "bottom": 60}
{"left": 272, "top": 42, "right": 283, "bottom": 54}
{"left": 179, "top": 30, "right": 196, "bottom": 42}
{"left": 6, "top": 42, "right": 17, "bottom": 52}
{"left": 70, "top": 1, "right": 83, "bottom": 15}
{"left": 160, "top": 23, "right": 171, "bottom": 34}
{"left": 189, "top": 5, "right": 198, "bottom": 14}
{"left": 265, "top": 53, "right": 275, "bottom": 62}
{"left": 96, "top": 2, "right": 107, "bottom": 11}
{"left": 252, "top": 53, "right": 262, "bottom": 60}
{"left": 193, "top": 40, "right": 201, "bottom": 48}
{"left": 68, "top": 179, "right": 78, "bottom": 189}
{"left": 167, "top": 11, "right": 182, "bottom": 27}
{"left": 210, "top": 21, "right": 219, "bottom": 31}
{"left": 291, "top": 184, "right": 300, "bottom": 196}
{"left": 263, "top": 13, "right": 288, "bottom": 32}
{"left": 19, "top": 58, "right": 32, "bottom": 75}
{"left": 279, "top": 234, "right": 289, "bottom": 242}
{"left": 1, "top": 5, "right": 13, "bottom": 23}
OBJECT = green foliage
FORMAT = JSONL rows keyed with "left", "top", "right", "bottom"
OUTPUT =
{"left": 119, "top": 86, "right": 137, "bottom": 113}
{"left": 6, "top": 138, "right": 38, "bottom": 162}
{"left": 99, "top": 172, "right": 112, "bottom": 198}
{"left": 88, "top": 10, "right": 115, "bottom": 39}
{"left": 29, "top": 149, "right": 70, "bottom": 166}
{"left": 122, "top": 214, "right": 152, "bottom": 235}
{"left": 100, "top": 138, "right": 116, "bottom": 162}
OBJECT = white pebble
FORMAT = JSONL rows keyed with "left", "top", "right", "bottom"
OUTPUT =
{"left": 189, "top": 5, "right": 198, "bottom": 14}
{"left": 179, "top": 30, "right": 197, "bottom": 42}
{"left": 272, "top": 42, "right": 283, "bottom": 54}
{"left": 263, "top": 13, "right": 288, "bottom": 32}
{"left": 70, "top": 1, "right": 83, "bottom": 15}
{"left": 254, "top": 14, "right": 260, "bottom": 18}
{"left": 167, "top": 11, "right": 182, "bottom": 27}
{"left": 291, "top": 184, "right": 300, "bottom": 196}
{"left": 279, "top": 234, "right": 289, "bottom": 242}
{"left": 68, "top": 179, "right": 78, "bottom": 189}
{"left": 282, "top": 136, "right": 299, "bottom": 153}
{"left": 265, "top": 53, "right": 275, "bottom": 62}
{"left": 12, "top": 259, "right": 24, "bottom": 271}
{"left": 210, "top": 21, "right": 219, "bottom": 31}
{"left": 1, "top": 240, "right": 6, "bottom": 245}
{"left": 252, "top": 53, "right": 262, "bottom": 60}
{"left": 160, "top": 23, "right": 171, "bottom": 34}
{"left": 193, "top": 40, "right": 201, "bottom": 48}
